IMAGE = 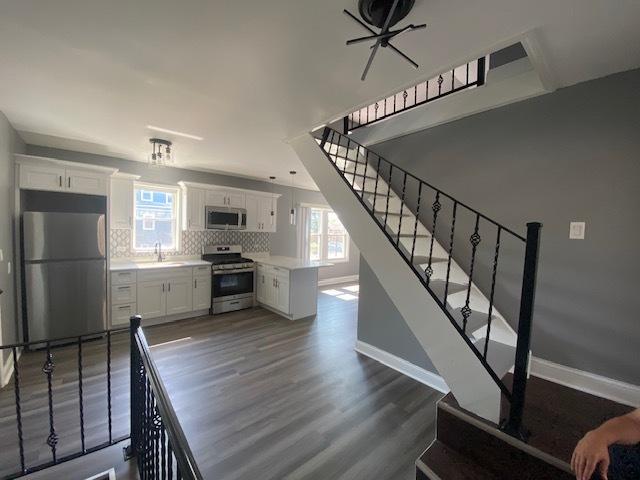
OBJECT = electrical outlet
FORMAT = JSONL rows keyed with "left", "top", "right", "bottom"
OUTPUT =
{"left": 569, "top": 222, "right": 585, "bottom": 240}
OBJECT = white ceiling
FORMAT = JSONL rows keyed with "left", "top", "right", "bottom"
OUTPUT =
{"left": 1, "top": 0, "right": 639, "bottom": 189}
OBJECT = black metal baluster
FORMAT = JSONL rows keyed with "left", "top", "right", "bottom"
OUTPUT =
{"left": 161, "top": 426, "right": 166, "bottom": 479}
{"left": 443, "top": 201, "right": 458, "bottom": 306}
{"left": 396, "top": 172, "right": 408, "bottom": 246}
{"left": 372, "top": 156, "right": 381, "bottom": 215}
{"left": 153, "top": 405, "right": 160, "bottom": 480}
{"left": 466, "top": 61, "right": 469, "bottom": 85}
{"left": 438, "top": 74, "right": 443, "bottom": 95}
{"left": 425, "top": 79, "right": 429, "bottom": 101}
{"left": 425, "top": 192, "right": 441, "bottom": 284}
{"left": 361, "top": 150, "right": 370, "bottom": 200}
{"left": 43, "top": 343, "right": 58, "bottom": 463}
{"left": 393, "top": 92, "right": 397, "bottom": 113}
{"left": 78, "top": 337, "right": 86, "bottom": 453}
{"left": 402, "top": 90, "right": 408, "bottom": 108}
{"left": 413, "top": 85, "right": 417, "bottom": 104}
{"left": 107, "top": 330, "right": 113, "bottom": 444}
{"left": 167, "top": 441, "right": 173, "bottom": 479}
{"left": 451, "top": 67, "right": 455, "bottom": 91}
{"left": 384, "top": 164, "right": 393, "bottom": 229}
{"left": 410, "top": 182, "right": 423, "bottom": 263}
{"left": 374, "top": 102, "right": 379, "bottom": 122}
{"left": 462, "top": 214, "right": 482, "bottom": 333}
{"left": 484, "top": 227, "right": 502, "bottom": 358}
{"left": 12, "top": 347, "right": 25, "bottom": 474}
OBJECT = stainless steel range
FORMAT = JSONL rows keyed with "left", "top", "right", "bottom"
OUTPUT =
{"left": 202, "top": 245, "right": 255, "bottom": 314}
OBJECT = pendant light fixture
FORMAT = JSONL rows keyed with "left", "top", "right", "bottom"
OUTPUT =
{"left": 289, "top": 171, "right": 297, "bottom": 225}
{"left": 269, "top": 176, "right": 276, "bottom": 220}
{"left": 148, "top": 138, "right": 174, "bottom": 167}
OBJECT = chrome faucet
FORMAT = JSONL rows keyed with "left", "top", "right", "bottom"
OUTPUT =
{"left": 154, "top": 242, "right": 165, "bottom": 262}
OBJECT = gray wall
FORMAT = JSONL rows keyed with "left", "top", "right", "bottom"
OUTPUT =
{"left": 25, "top": 145, "right": 359, "bottom": 281}
{"left": 0, "top": 112, "right": 25, "bottom": 360}
{"left": 359, "top": 68, "right": 640, "bottom": 385}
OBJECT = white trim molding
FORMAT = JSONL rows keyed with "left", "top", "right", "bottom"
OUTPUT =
{"left": 355, "top": 340, "right": 450, "bottom": 394}
{"left": 318, "top": 274, "right": 359, "bottom": 287}
{"left": 530, "top": 357, "right": 640, "bottom": 408}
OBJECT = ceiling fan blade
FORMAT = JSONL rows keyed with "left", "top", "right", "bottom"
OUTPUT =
{"left": 387, "top": 43, "right": 419, "bottom": 69}
{"left": 361, "top": 42, "right": 381, "bottom": 81}
{"left": 343, "top": 9, "right": 377, "bottom": 35}
{"left": 347, "top": 24, "right": 426, "bottom": 46}
{"left": 378, "top": 0, "right": 401, "bottom": 36}
{"left": 346, "top": 33, "right": 385, "bottom": 46}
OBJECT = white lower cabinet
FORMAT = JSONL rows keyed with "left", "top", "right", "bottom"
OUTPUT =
{"left": 110, "top": 265, "right": 211, "bottom": 326}
{"left": 193, "top": 275, "right": 212, "bottom": 310}
{"left": 255, "top": 263, "right": 319, "bottom": 320}
{"left": 137, "top": 280, "right": 167, "bottom": 319}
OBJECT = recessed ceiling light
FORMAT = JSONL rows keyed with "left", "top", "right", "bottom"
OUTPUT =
{"left": 147, "top": 125, "right": 203, "bottom": 141}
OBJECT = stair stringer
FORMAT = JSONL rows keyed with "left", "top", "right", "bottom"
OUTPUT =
{"left": 291, "top": 132, "right": 502, "bottom": 423}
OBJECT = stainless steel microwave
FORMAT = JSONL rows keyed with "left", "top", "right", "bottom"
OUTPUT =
{"left": 205, "top": 206, "right": 247, "bottom": 230}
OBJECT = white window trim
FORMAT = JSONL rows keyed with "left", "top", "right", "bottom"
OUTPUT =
{"left": 308, "top": 207, "right": 349, "bottom": 264}
{"left": 133, "top": 182, "right": 181, "bottom": 252}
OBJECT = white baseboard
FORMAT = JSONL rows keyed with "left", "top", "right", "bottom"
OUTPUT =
{"left": 530, "top": 356, "right": 640, "bottom": 407}
{"left": 318, "top": 275, "right": 359, "bottom": 287}
{"left": 355, "top": 340, "right": 450, "bottom": 394}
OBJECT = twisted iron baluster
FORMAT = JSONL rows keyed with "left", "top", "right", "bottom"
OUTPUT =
{"left": 443, "top": 201, "right": 458, "bottom": 306}
{"left": 484, "top": 227, "right": 502, "bottom": 358}
{"left": 161, "top": 425, "right": 167, "bottom": 479}
{"left": 107, "top": 330, "right": 113, "bottom": 443}
{"left": 462, "top": 214, "right": 482, "bottom": 333}
{"left": 410, "top": 182, "right": 423, "bottom": 263}
{"left": 425, "top": 79, "right": 429, "bottom": 101}
{"left": 402, "top": 90, "right": 408, "bottom": 108}
{"left": 413, "top": 85, "right": 417, "bottom": 105}
{"left": 438, "top": 74, "right": 444, "bottom": 95}
{"left": 168, "top": 440, "right": 173, "bottom": 479}
{"left": 384, "top": 164, "right": 393, "bottom": 229}
{"left": 78, "top": 337, "right": 86, "bottom": 453}
{"left": 43, "top": 343, "right": 58, "bottom": 463}
{"left": 396, "top": 172, "right": 408, "bottom": 246}
{"left": 12, "top": 347, "right": 25, "bottom": 474}
{"left": 425, "top": 192, "right": 442, "bottom": 284}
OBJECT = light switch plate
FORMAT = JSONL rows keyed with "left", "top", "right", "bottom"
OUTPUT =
{"left": 569, "top": 222, "right": 585, "bottom": 240}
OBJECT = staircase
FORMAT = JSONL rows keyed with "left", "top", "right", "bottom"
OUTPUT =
{"left": 290, "top": 127, "right": 541, "bottom": 433}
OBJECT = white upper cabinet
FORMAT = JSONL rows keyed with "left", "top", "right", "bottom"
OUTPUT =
{"left": 180, "top": 181, "right": 280, "bottom": 233}
{"left": 16, "top": 155, "right": 116, "bottom": 196}
{"left": 110, "top": 174, "right": 139, "bottom": 229}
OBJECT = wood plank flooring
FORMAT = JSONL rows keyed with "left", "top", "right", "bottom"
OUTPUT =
{"left": 1, "top": 283, "right": 441, "bottom": 479}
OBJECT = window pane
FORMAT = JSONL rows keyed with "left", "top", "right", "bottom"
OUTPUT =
{"left": 309, "top": 234, "right": 321, "bottom": 261}
{"left": 310, "top": 209, "right": 322, "bottom": 234}
{"left": 327, "top": 235, "right": 346, "bottom": 259}
{"left": 327, "top": 211, "right": 346, "bottom": 235}
{"left": 134, "top": 187, "right": 177, "bottom": 250}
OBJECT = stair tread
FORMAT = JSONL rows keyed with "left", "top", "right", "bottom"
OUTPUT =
{"left": 472, "top": 337, "right": 515, "bottom": 379}
{"left": 418, "top": 440, "right": 500, "bottom": 480}
{"left": 428, "top": 279, "right": 468, "bottom": 300}
{"left": 451, "top": 307, "right": 495, "bottom": 334}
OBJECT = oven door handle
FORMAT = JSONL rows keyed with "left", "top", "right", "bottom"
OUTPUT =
{"left": 212, "top": 268, "right": 254, "bottom": 275}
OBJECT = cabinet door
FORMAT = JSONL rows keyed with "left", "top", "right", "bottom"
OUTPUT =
{"left": 111, "top": 284, "right": 137, "bottom": 305}
{"left": 166, "top": 277, "right": 193, "bottom": 315}
{"left": 226, "top": 191, "right": 245, "bottom": 208}
{"left": 19, "top": 164, "right": 65, "bottom": 192}
{"left": 276, "top": 276, "right": 290, "bottom": 314}
{"left": 66, "top": 168, "right": 107, "bottom": 195}
{"left": 205, "top": 189, "right": 227, "bottom": 207}
{"left": 193, "top": 275, "right": 212, "bottom": 311}
{"left": 110, "top": 178, "right": 134, "bottom": 229}
{"left": 258, "top": 197, "right": 276, "bottom": 232}
{"left": 256, "top": 267, "right": 268, "bottom": 304}
{"left": 187, "top": 188, "right": 206, "bottom": 230}
{"left": 138, "top": 281, "right": 166, "bottom": 319}
{"left": 245, "top": 194, "right": 260, "bottom": 232}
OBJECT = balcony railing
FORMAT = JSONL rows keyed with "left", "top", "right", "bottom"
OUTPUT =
{"left": 344, "top": 57, "right": 486, "bottom": 132}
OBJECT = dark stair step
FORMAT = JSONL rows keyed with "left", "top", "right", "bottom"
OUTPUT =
{"left": 417, "top": 440, "right": 499, "bottom": 480}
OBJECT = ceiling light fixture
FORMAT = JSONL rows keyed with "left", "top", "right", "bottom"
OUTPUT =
{"left": 269, "top": 176, "right": 276, "bottom": 219}
{"left": 289, "top": 171, "right": 297, "bottom": 226}
{"left": 148, "top": 138, "right": 174, "bottom": 167}
{"left": 146, "top": 125, "right": 204, "bottom": 141}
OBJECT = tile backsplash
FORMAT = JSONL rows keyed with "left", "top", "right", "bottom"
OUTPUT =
{"left": 110, "top": 229, "right": 270, "bottom": 258}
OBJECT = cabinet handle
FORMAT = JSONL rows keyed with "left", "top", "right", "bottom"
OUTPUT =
{"left": 162, "top": 283, "right": 165, "bottom": 292}
{"left": 68, "top": 177, "right": 71, "bottom": 188}
{"left": 59, "top": 175, "right": 62, "bottom": 187}
{"left": 117, "top": 286, "right": 130, "bottom": 291}
{"left": 118, "top": 305, "right": 130, "bottom": 310}
{"left": 129, "top": 216, "right": 132, "bottom": 227}
{"left": 194, "top": 278, "right": 197, "bottom": 288}
{"left": 168, "top": 282, "right": 171, "bottom": 292}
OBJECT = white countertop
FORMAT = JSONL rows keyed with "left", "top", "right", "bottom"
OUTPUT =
{"left": 247, "top": 255, "right": 333, "bottom": 270}
{"left": 110, "top": 259, "right": 210, "bottom": 271}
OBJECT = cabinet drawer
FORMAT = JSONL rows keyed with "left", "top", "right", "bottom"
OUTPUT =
{"left": 112, "top": 284, "right": 137, "bottom": 305}
{"left": 111, "top": 303, "right": 137, "bottom": 326}
{"left": 193, "top": 265, "right": 211, "bottom": 276}
{"left": 111, "top": 270, "right": 137, "bottom": 286}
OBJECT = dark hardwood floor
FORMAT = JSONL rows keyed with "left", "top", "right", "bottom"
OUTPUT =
{"left": 1, "top": 282, "right": 441, "bottom": 479}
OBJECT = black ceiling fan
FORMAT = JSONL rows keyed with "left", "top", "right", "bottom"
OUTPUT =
{"left": 344, "top": 0, "right": 426, "bottom": 81}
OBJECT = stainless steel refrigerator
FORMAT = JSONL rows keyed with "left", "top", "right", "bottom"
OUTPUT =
{"left": 23, "top": 212, "right": 107, "bottom": 342}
